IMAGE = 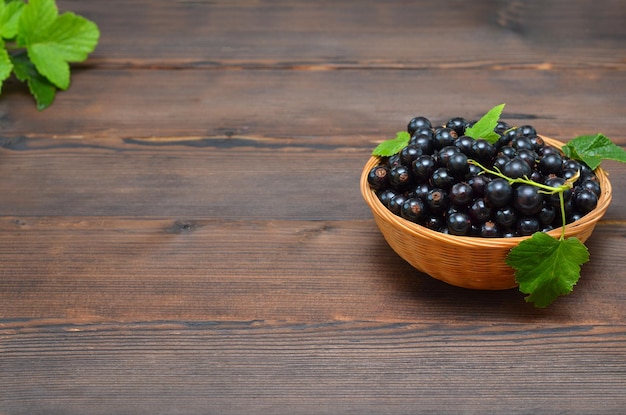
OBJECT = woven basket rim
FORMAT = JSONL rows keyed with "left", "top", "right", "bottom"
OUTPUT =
{"left": 360, "top": 135, "right": 613, "bottom": 248}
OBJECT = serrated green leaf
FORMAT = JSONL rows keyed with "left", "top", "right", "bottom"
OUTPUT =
{"left": 10, "top": 50, "right": 56, "bottom": 110}
{"left": 372, "top": 131, "right": 410, "bottom": 156}
{"left": 465, "top": 103, "right": 505, "bottom": 143}
{"left": 18, "top": 0, "right": 99, "bottom": 90}
{"left": 0, "top": 39, "right": 13, "bottom": 92}
{"left": 0, "top": 0, "right": 25, "bottom": 39}
{"left": 506, "top": 232, "right": 589, "bottom": 308}
{"left": 562, "top": 133, "right": 626, "bottom": 170}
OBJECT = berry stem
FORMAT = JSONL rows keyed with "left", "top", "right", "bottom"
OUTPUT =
{"left": 468, "top": 159, "right": 575, "bottom": 240}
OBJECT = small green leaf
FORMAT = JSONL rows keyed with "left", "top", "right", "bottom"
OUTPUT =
{"left": 0, "top": 0, "right": 25, "bottom": 39}
{"left": 562, "top": 133, "right": 626, "bottom": 170}
{"left": 18, "top": 0, "right": 100, "bottom": 90}
{"left": 10, "top": 51, "right": 56, "bottom": 110}
{"left": 465, "top": 103, "right": 505, "bottom": 143}
{"left": 506, "top": 232, "right": 589, "bottom": 308}
{"left": 0, "top": 40, "right": 13, "bottom": 92}
{"left": 372, "top": 131, "right": 410, "bottom": 156}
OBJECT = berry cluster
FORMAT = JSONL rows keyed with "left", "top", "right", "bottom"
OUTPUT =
{"left": 367, "top": 116, "right": 602, "bottom": 237}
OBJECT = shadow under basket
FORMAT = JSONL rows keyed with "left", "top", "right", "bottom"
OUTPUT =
{"left": 360, "top": 136, "right": 613, "bottom": 290}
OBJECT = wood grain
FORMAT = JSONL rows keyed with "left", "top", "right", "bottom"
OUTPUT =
{"left": 2, "top": 321, "right": 625, "bottom": 415}
{"left": 0, "top": 140, "right": 624, "bottom": 220}
{"left": 2, "top": 69, "right": 626, "bottom": 142}
{"left": 0, "top": 217, "right": 624, "bottom": 324}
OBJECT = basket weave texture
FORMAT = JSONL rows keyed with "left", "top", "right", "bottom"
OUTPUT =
{"left": 360, "top": 136, "right": 613, "bottom": 290}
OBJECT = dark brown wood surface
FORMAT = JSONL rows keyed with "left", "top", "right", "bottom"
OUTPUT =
{"left": 1, "top": 1, "right": 625, "bottom": 414}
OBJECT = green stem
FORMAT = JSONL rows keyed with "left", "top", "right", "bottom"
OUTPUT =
{"left": 558, "top": 191, "right": 567, "bottom": 240}
{"left": 468, "top": 158, "right": 575, "bottom": 240}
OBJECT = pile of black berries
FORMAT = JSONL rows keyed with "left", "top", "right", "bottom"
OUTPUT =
{"left": 367, "top": 116, "right": 602, "bottom": 237}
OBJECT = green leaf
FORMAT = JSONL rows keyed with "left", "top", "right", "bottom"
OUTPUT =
{"left": 465, "top": 103, "right": 505, "bottom": 143}
{"left": 17, "top": 0, "right": 100, "bottom": 90}
{"left": 0, "top": 39, "right": 13, "bottom": 92}
{"left": 0, "top": 0, "right": 25, "bottom": 39}
{"left": 372, "top": 131, "right": 410, "bottom": 156}
{"left": 562, "top": 133, "right": 626, "bottom": 171}
{"left": 506, "top": 232, "right": 589, "bottom": 308}
{"left": 10, "top": 51, "right": 56, "bottom": 110}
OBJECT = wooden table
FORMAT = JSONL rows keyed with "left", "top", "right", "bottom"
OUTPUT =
{"left": 1, "top": 1, "right": 625, "bottom": 413}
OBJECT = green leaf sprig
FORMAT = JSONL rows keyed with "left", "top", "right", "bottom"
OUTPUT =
{"left": 0, "top": 0, "right": 100, "bottom": 110}
{"left": 372, "top": 131, "right": 410, "bottom": 157}
{"left": 464, "top": 103, "right": 505, "bottom": 143}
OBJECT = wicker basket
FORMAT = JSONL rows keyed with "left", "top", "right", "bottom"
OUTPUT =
{"left": 360, "top": 136, "right": 613, "bottom": 290}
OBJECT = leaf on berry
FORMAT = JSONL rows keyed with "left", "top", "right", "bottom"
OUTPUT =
{"left": 10, "top": 51, "right": 56, "bottom": 110}
{"left": 372, "top": 131, "right": 410, "bottom": 156}
{"left": 17, "top": 0, "right": 100, "bottom": 90}
{"left": 506, "top": 232, "right": 589, "bottom": 308}
{"left": 562, "top": 133, "right": 626, "bottom": 171}
{"left": 465, "top": 103, "right": 505, "bottom": 144}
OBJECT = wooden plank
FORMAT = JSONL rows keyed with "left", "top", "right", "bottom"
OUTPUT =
{"left": 1, "top": 321, "right": 625, "bottom": 415}
{"left": 0, "top": 142, "right": 624, "bottom": 220}
{"left": 2, "top": 69, "right": 626, "bottom": 142}
{"left": 56, "top": 0, "right": 626, "bottom": 68}
{"left": 0, "top": 218, "right": 624, "bottom": 324}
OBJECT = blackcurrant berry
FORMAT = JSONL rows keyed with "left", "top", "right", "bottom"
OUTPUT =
{"left": 513, "top": 184, "right": 543, "bottom": 216}
{"left": 447, "top": 212, "right": 472, "bottom": 236}
{"left": 515, "top": 125, "right": 537, "bottom": 138}
{"left": 410, "top": 134, "right": 435, "bottom": 155}
{"left": 580, "top": 178, "right": 601, "bottom": 198}
{"left": 510, "top": 136, "right": 534, "bottom": 151}
{"left": 499, "top": 146, "right": 517, "bottom": 158}
{"left": 401, "top": 198, "right": 427, "bottom": 223}
{"left": 492, "top": 154, "right": 509, "bottom": 172}
{"left": 480, "top": 221, "right": 500, "bottom": 238}
{"left": 389, "top": 164, "right": 412, "bottom": 191}
{"left": 386, "top": 154, "right": 402, "bottom": 168}
{"left": 407, "top": 116, "right": 432, "bottom": 136}
{"left": 485, "top": 178, "right": 513, "bottom": 208}
{"left": 528, "top": 135, "right": 545, "bottom": 151}
{"left": 400, "top": 145, "right": 424, "bottom": 166}
{"left": 367, "top": 165, "right": 390, "bottom": 191}
{"left": 424, "top": 215, "right": 444, "bottom": 231}
{"left": 407, "top": 183, "right": 431, "bottom": 201}
{"left": 433, "top": 127, "right": 458, "bottom": 150}
{"left": 516, "top": 149, "right": 538, "bottom": 169}
{"left": 454, "top": 135, "right": 475, "bottom": 156}
{"left": 502, "top": 157, "right": 532, "bottom": 179}
{"left": 538, "top": 203, "right": 556, "bottom": 225}
{"left": 436, "top": 145, "right": 461, "bottom": 167}
{"left": 425, "top": 188, "right": 450, "bottom": 214}
{"left": 517, "top": 216, "right": 540, "bottom": 236}
{"left": 538, "top": 153, "right": 563, "bottom": 175}
{"left": 388, "top": 194, "right": 407, "bottom": 216}
{"left": 449, "top": 182, "right": 474, "bottom": 207}
{"left": 467, "top": 175, "right": 490, "bottom": 197}
{"left": 471, "top": 139, "right": 496, "bottom": 163}
{"left": 468, "top": 198, "right": 492, "bottom": 223}
{"left": 574, "top": 189, "right": 598, "bottom": 214}
{"left": 412, "top": 155, "right": 437, "bottom": 183}
{"left": 377, "top": 189, "right": 397, "bottom": 208}
{"left": 495, "top": 206, "right": 517, "bottom": 228}
{"left": 430, "top": 167, "right": 455, "bottom": 190}
{"left": 446, "top": 152, "right": 470, "bottom": 179}
{"left": 445, "top": 117, "right": 468, "bottom": 137}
